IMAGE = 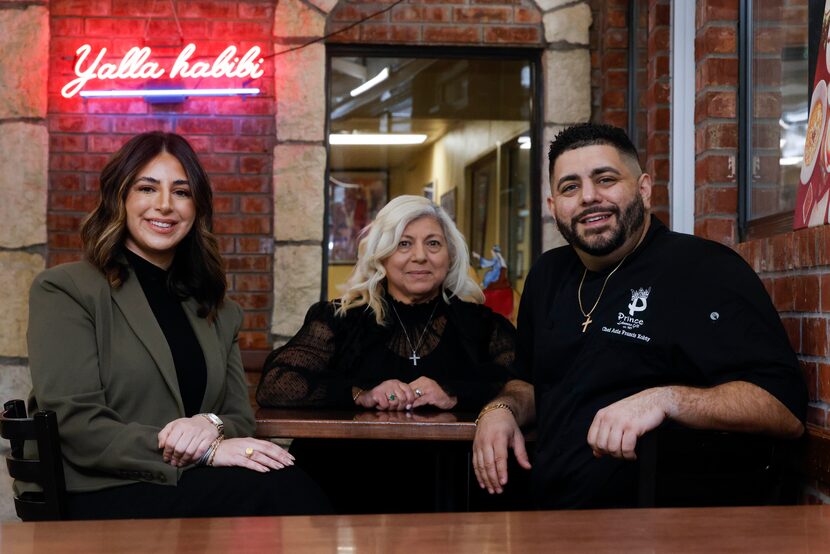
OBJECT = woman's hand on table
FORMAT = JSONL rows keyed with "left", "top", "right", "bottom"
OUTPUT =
{"left": 355, "top": 379, "right": 416, "bottom": 410}
{"left": 158, "top": 416, "right": 220, "bottom": 467}
{"left": 409, "top": 376, "right": 457, "bottom": 410}
{"left": 212, "top": 438, "right": 295, "bottom": 472}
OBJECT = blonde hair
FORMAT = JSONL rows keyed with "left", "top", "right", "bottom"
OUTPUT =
{"left": 337, "top": 195, "right": 484, "bottom": 324}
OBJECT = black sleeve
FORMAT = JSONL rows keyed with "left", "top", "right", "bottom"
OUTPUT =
{"left": 675, "top": 248, "right": 807, "bottom": 423}
{"left": 255, "top": 302, "right": 356, "bottom": 408}
{"left": 442, "top": 311, "right": 517, "bottom": 410}
{"left": 514, "top": 257, "right": 543, "bottom": 384}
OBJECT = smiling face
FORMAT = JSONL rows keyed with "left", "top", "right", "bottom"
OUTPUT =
{"left": 124, "top": 150, "right": 196, "bottom": 269}
{"left": 548, "top": 144, "right": 651, "bottom": 265}
{"left": 382, "top": 216, "right": 450, "bottom": 304}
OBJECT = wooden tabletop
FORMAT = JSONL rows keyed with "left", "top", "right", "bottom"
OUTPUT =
{"left": 5, "top": 505, "right": 830, "bottom": 553}
{"left": 255, "top": 408, "right": 478, "bottom": 441}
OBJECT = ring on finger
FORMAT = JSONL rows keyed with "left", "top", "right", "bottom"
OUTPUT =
{"left": 415, "top": 388, "right": 423, "bottom": 397}
{"left": 388, "top": 393, "right": 396, "bottom": 401}
{"left": 245, "top": 447, "right": 254, "bottom": 458}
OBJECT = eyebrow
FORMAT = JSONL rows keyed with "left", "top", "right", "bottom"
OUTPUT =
{"left": 400, "top": 233, "right": 444, "bottom": 240}
{"left": 134, "top": 176, "right": 190, "bottom": 185}
{"left": 555, "top": 166, "right": 622, "bottom": 188}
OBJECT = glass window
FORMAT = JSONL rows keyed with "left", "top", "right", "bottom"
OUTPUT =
{"left": 743, "top": 0, "right": 809, "bottom": 237}
{"left": 326, "top": 50, "right": 538, "bottom": 320}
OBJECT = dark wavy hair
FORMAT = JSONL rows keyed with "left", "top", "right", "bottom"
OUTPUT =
{"left": 547, "top": 123, "right": 642, "bottom": 185}
{"left": 80, "top": 131, "right": 226, "bottom": 320}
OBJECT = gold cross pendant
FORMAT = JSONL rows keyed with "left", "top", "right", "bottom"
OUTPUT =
{"left": 581, "top": 314, "right": 592, "bottom": 333}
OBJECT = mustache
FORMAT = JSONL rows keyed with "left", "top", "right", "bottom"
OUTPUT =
{"left": 572, "top": 205, "right": 620, "bottom": 223}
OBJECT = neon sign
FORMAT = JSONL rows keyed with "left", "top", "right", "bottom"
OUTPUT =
{"left": 61, "top": 43, "right": 265, "bottom": 99}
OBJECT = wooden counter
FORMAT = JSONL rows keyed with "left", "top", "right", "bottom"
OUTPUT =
{"left": 5, "top": 505, "right": 830, "bottom": 553}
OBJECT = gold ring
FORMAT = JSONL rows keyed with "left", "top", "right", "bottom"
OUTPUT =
{"left": 245, "top": 447, "right": 254, "bottom": 458}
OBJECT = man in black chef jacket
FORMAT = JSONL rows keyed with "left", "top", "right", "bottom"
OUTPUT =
{"left": 472, "top": 123, "right": 807, "bottom": 509}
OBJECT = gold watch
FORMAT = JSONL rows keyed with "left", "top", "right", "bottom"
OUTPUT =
{"left": 198, "top": 413, "right": 224, "bottom": 436}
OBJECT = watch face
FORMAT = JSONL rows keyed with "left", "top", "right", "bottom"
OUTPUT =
{"left": 201, "top": 413, "right": 223, "bottom": 431}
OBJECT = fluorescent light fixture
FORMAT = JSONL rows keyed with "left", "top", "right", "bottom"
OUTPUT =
{"left": 79, "top": 88, "right": 260, "bottom": 98}
{"left": 518, "top": 136, "right": 531, "bottom": 150}
{"left": 780, "top": 156, "right": 803, "bottom": 166}
{"left": 330, "top": 133, "right": 427, "bottom": 146}
{"left": 350, "top": 67, "right": 389, "bottom": 97}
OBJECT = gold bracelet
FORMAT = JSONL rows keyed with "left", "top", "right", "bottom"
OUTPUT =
{"left": 352, "top": 388, "right": 363, "bottom": 403}
{"left": 207, "top": 436, "right": 223, "bottom": 467}
{"left": 475, "top": 402, "right": 514, "bottom": 425}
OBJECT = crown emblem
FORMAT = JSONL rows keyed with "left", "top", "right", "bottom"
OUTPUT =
{"left": 628, "top": 287, "right": 651, "bottom": 316}
{"left": 630, "top": 287, "right": 651, "bottom": 302}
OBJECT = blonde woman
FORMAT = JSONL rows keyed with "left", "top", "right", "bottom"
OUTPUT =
{"left": 257, "top": 194, "right": 515, "bottom": 513}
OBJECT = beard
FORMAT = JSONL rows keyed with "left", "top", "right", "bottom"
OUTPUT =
{"left": 555, "top": 195, "right": 646, "bottom": 256}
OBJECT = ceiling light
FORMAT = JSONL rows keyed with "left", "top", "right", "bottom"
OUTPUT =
{"left": 350, "top": 67, "right": 389, "bottom": 97}
{"left": 79, "top": 88, "right": 260, "bottom": 98}
{"left": 330, "top": 133, "right": 427, "bottom": 145}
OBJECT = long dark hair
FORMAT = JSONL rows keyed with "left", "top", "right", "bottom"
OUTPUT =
{"left": 80, "top": 131, "right": 226, "bottom": 320}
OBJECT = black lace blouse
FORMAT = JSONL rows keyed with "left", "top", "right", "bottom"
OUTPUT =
{"left": 256, "top": 294, "right": 516, "bottom": 410}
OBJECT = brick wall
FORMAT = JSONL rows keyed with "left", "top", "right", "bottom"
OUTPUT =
{"left": 589, "top": 0, "right": 669, "bottom": 222}
{"left": 589, "top": 0, "right": 628, "bottom": 129}
{"left": 326, "top": 0, "right": 543, "bottom": 46}
{"left": 694, "top": 0, "right": 739, "bottom": 244}
{"left": 645, "top": 0, "right": 670, "bottom": 224}
{"left": 47, "top": 0, "right": 276, "bottom": 351}
{"left": 735, "top": 228, "right": 830, "bottom": 427}
{"left": 735, "top": 227, "right": 830, "bottom": 464}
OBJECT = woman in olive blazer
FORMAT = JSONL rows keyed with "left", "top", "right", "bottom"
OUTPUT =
{"left": 28, "top": 260, "right": 251, "bottom": 491}
{"left": 26, "top": 132, "right": 328, "bottom": 519}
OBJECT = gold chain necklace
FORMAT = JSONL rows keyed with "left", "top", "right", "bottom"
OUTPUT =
{"left": 577, "top": 252, "right": 630, "bottom": 333}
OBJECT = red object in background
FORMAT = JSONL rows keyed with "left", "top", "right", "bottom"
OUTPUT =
{"left": 483, "top": 287, "right": 514, "bottom": 320}
{"left": 482, "top": 268, "right": 514, "bottom": 319}
{"left": 795, "top": 0, "right": 830, "bottom": 230}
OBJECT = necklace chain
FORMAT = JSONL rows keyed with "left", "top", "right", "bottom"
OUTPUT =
{"left": 390, "top": 301, "right": 439, "bottom": 366}
{"left": 577, "top": 252, "right": 630, "bottom": 333}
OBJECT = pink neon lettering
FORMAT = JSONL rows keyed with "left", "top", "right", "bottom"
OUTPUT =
{"left": 61, "top": 43, "right": 264, "bottom": 98}
{"left": 61, "top": 44, "right": 105, "bottom": 98}
{"left": 170, "top": 44, "right": 264, "bottom": 80}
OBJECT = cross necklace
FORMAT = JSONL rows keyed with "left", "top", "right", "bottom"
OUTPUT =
{"left": 577, "top": 251, "right": 630, "bottom": 333}
{"left": 390, "top": 301, "right": 439, "bottom": 366}
{"left": 577, "top": 223, "right": 648, "bottom": 333}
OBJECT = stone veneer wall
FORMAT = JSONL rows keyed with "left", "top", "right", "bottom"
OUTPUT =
{"left": 0, "top": 0, "right": 48, "bottom": 522}
{"left": 271, "top": 0, "right": 593, "bottom": 343}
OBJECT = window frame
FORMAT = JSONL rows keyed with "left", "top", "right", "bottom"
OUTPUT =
{"left": 322, "top": 44, "right": 543, "bottom": 300}
{"left": 738, "top": 0, "right": 820, "bottom": 241}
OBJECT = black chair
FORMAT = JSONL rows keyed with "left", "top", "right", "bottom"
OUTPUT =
{"left": 0, "top": 399, "right": 67, "bottom": 520}
{"left": 637, "top": 424, "right": 793, "bottom": 508}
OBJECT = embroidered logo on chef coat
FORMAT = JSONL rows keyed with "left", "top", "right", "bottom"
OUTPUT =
{"left": 627, "top": 287, "right": 651, "bottom": 316}
{"left": 602, "top": 286, "right": 654, "bottom": 343}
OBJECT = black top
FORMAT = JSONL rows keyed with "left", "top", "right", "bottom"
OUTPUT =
{"left": 256, "top": 293, "right": 516, "bottom": 410}
{"left": 516, "top": 216, "right": 807, "bottom": 509}
{"left": 126, "top": 249, "right": 207, "bottom": 417}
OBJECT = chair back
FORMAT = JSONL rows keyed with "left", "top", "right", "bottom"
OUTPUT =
{"left": 0, "top": 399, "right": 67, "bottom": 520}
{"left": 637, "top": 425, "right": 788, "bottom": 507}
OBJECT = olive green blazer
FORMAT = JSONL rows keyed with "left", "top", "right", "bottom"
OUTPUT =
{"left": 26, "top": 261, "right": 255, "bottom": 493}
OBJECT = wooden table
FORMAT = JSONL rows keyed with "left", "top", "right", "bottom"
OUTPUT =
{"left": 5, "top": 505, "right": 830, "bottom": 552}
{"left": 255, "top": 408, "right": 479, "bottom": 441}
{"left": 255, "top": 409, "right": 485, "bottom": 512}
